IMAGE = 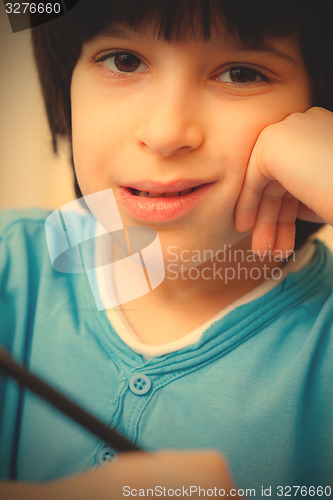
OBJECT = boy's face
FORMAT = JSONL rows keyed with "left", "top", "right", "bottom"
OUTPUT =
{"left": 71, "top": 22, "right": 311, "bottom": 260}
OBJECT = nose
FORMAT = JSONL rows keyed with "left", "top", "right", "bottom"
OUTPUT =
{"left": 135, "top": 84, "right": 204, "bottom": 158}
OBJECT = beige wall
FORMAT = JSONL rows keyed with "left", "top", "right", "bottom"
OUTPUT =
{"left": 0, "top": 4, "right": 74, "bottom": 210}
{"left": 0, "top": 4, "right": 332, "bottom": 250}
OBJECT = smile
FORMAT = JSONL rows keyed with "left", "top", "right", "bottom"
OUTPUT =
{"left": 119, "top": 182, "right": 213, "bottom": 223}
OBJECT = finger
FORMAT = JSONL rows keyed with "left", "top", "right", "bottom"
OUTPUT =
{"left": 251, "top": 222, "right": 277, "bottom": 255}
{"left": 272, "top": 222, "right": 296, "bottom": 258}
{"left": 234, "top": 157, "right": 283, "bottom": 232}
{"left": 234, "top": 160, "right": 274, "bottom": 232}
{"left": 256, "top": 190, "right": 284, "bottom": 225}
{"left": 234, "top": 184, "right": 264, "bottom": 232}
{"left": 249, "top": 183, "right": 285, "bottom": 253}
{"left": 252, "top": 195, "right": 298, "bottom": 257}
{"left": 273, "top": 197, "right": 299, "bottom": 258}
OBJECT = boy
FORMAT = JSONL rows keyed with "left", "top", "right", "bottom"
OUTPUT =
{"left": 1, "top": 0, "right": 333, "bottom": 498}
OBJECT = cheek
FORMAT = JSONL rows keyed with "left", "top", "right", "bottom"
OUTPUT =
{"left": 210, "top": 94, "right": 309, "bottom": 187}
{"left": 71, "top": 69, "right": 117, "bottom": 193}
{"left": 206, "top": 109, "right": 270, "bottom": 195}
{"left": 71, "top": 99, "right": 136, "bottom": 184}
{"left": 72, "top": 100, "right": 107, "bottom": 161}
{"left": 71, "top": 105, "right": 118, "bottom": 193}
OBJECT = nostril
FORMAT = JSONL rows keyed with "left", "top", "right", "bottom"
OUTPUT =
{"left": 136, "top": 121, "right": 203, "bottom": 158}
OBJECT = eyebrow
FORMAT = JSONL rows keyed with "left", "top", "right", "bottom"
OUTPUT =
{"left": 230, "top": 41, "right": 297, "bottom": 64}
{"left": 98, "top": 26, "right": 155, "bottom": 43}
{"left": 97, "top": 26, "right": 297, "bottom": 65}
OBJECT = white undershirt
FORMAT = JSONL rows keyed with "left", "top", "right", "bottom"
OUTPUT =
{"left": 97, "top": 242, "right": 316, "bottom": 358}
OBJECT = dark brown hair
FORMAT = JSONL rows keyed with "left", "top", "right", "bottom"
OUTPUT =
{"left": 32, "top": 0, "right": 332, "bottom": 248}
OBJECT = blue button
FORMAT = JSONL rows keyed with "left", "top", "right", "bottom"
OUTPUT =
{"left": 97, "top": 446, "right": 116, "bottom": 465}
{"left": 129, "top": 373, "right": 152, "bottom": 395}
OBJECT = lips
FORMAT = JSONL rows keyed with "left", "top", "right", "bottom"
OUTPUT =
{"left": 119, "top": 181, "right": 213, "bottom": 223}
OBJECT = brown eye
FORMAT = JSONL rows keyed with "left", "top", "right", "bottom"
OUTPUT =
{"left": 94, "top": 50, "right": 148, "bottom": 76}
{"left": 216, "top": 66, "right": 269, "bottom": 84}
{"left": 229, "top": 67, "right": 262, "bottom": 83}
{"left": 111, "top": 53, "right": 143, "bottom": 72}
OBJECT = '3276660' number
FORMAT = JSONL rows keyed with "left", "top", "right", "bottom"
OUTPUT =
{"left": 277, "top": 485, "right": 332, "bottom": 497}
{"left": 5, "top": 2, "right": 61, "bottom": 14}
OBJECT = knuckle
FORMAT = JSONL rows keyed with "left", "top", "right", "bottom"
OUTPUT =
{"left": 306, "top": 106, "right": 325, "bottom": 115}
{"left": 205, "top": 450, "right": 229, "bottom": 471}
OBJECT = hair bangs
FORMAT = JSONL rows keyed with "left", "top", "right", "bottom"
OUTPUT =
{"left": 67, "top": 0, "right": 299, "bottom": 46}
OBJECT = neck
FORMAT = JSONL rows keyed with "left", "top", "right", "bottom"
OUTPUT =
{"left": 111, "top": 236, "right": 285, "bottom": 346}
{"left": 159, "top": 235, "right": 284, "bottom": 301}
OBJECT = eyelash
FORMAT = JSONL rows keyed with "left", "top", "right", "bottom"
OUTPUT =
{"left": 92, "top": 50, "right": 271, "bottom": 85}
{"left": 213, "top": 66, "right": 270, "bottom": 85}
{"left": 92, "top": 50, "right": 148, "bottom": 78}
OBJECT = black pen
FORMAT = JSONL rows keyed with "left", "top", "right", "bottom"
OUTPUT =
{"left": 0, "top": 347, "right": 141, "bottom": 453}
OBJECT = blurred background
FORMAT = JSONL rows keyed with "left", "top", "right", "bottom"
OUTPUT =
{"left": 0, "top": 3, "right": 332, "bottom": 249}
{"left": 0, "top": 3, "right": 74, "bottom": 209}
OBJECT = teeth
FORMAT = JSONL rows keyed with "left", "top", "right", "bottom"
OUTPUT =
{"left": 147, "top": 192, "right": 164, "bottom": 198}
{"left": 166, "top": 188, "right": 194, "bottom": 196}
{"left": 131, "top": 187, "right": 195, "bottom": 197}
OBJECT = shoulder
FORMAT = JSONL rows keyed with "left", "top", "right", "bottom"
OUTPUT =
{"left": 285, "top": 239, "right": 333, "bottom": 306}
{"left": 286, "top": 241, "right": 333, "bottom": 367}
{"left": 303, "top": 240, "right": 333, "bottom": 310}
{"left": 287, "top": 241, "right": 333, "bottom": 334}
{"left": 0, "top": 208, "right": 51, "bottom": 240}
{"left": 0, "top": 209, "right": 53, "bottom": 282}
{"left": 253, "top": 240, "right": 333, "bottom": 362}
{"left": 0, "top": 209, "right": 52, "bottom": 355}
{"left": 0, "top": 208, "right": 53, "bottom": 301}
